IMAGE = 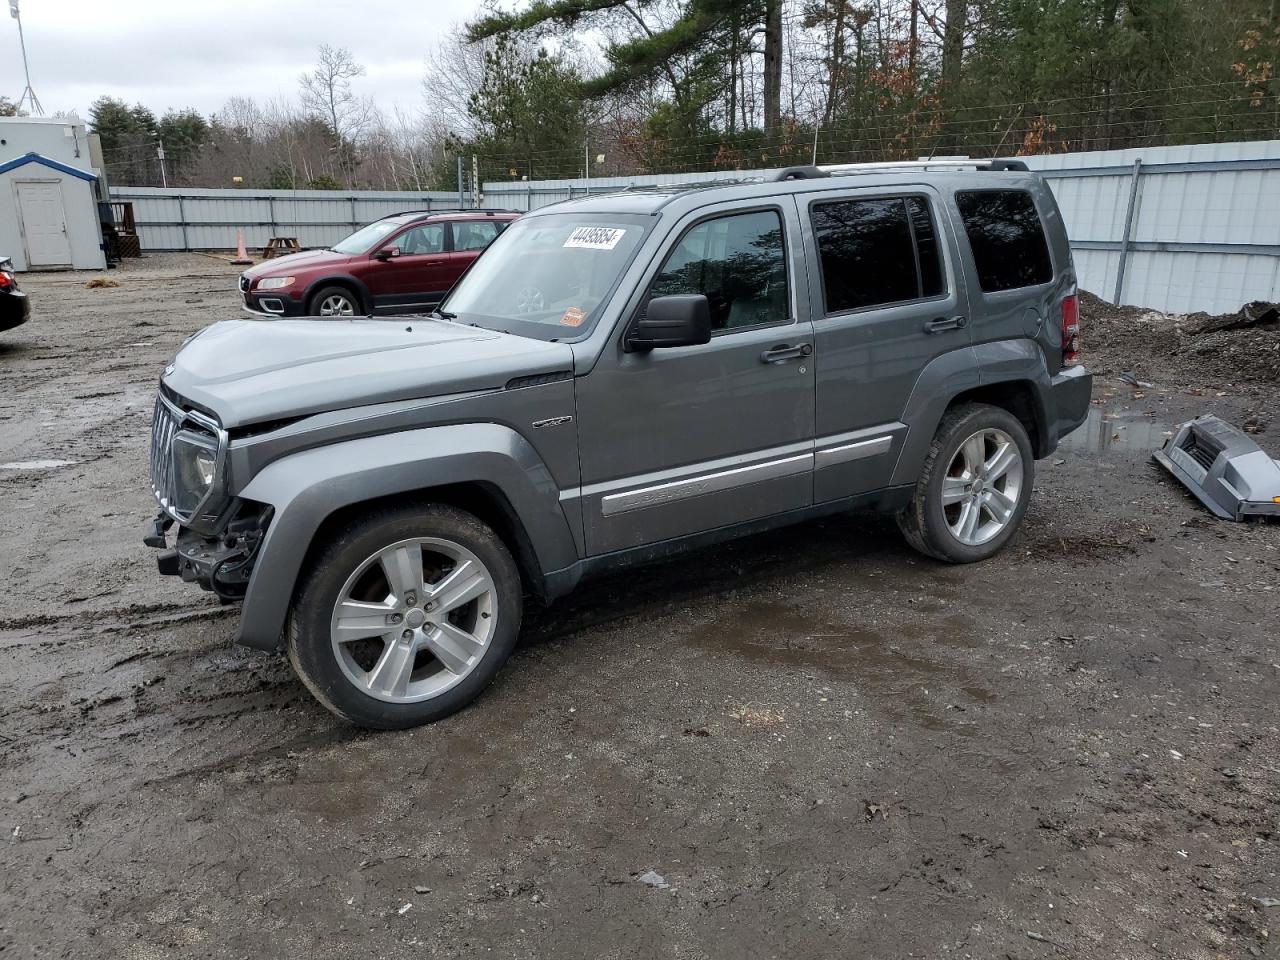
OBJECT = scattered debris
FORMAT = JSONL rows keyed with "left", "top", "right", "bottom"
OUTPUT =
{"left": 0, "top": 459, "right": 78, "bottom": 470}
{"left": 1252, "top": 897, "right": 1280, "bottom": 908}
{"left": 636, "top": 870, "right": 669, "bottom": 889}
{"left": 682, "top": 727, "right": 710, "bottom": 737}
{"left": 1154, "top": 416, "right": 1280, "bottom": 521}
{"left": 397, "top": 903, "right": 413, "bottom": 915}
{"left": 85, "top": 277, "right": 120, "bottom": 289}
{"left": 414, "top": 885, "right": 430, "bottom": 894}
{"left": 863, "top": 801, "right": 887, "bottom": 822}
{"left": 1119, "top": 371, "right": 1154, "bottom": 388}
{"left": 728, "top": 703, "right": 785, "bottom": 727}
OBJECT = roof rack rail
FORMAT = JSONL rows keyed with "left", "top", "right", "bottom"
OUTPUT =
{"left": 623, "top": 177, "right": 765, "bottom": 193}
{"left": 384, "top": 207, "right": 518, "bottom": 218}
{"left": 777, "top": 157, "right": 1029, "bottom": 181}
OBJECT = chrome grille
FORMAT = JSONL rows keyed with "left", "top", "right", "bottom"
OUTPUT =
{"left": 150, "top": 394, "right": 181, "bottom": 514}
{"left": 149, "top": 392, "right": 223, "bottom": 523}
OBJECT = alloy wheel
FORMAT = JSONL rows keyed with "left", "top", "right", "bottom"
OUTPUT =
{"left": 329, "top": 537, "right": 497, "bottom": 703}
{"left": 940, "top": 428, "right": 1024, "bottom": 546}
{"left": 318, "top": 294, "right": 355, "bottom": 317}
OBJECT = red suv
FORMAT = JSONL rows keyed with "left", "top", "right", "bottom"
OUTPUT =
{"left": 239, "top": 210, "right": 519, "bottom": 317}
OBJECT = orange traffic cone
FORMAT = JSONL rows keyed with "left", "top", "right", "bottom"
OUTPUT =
{"left": 231, "top": 228, "right": 253, "bottom": 265}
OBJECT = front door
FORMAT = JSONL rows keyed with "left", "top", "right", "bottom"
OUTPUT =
{"left": 17, "top": 181, "right": 72, "bottom": 267}
{"left": 368, "top": 221, "right": 451, "bottom": 311}
{"left": 574, "top": 202, "right": 816, "bottom": 555}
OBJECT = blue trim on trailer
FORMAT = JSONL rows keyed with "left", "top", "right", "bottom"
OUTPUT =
{"left": 0, "top": 152, "right": 98, "bottom": 182}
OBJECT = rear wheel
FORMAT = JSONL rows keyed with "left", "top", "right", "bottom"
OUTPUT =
{"left": 308, "top": 285, "right": 361, "bottom": 317}
{"left": 897, "top": 403, "right": 1034, "bottom": 563}
{"left": 287, "top": 504, "right": 522, "bottom": 729}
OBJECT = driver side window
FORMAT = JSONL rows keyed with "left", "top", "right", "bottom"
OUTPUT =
{"left": 649, "top": 210, "right": 789, "bottom": 332}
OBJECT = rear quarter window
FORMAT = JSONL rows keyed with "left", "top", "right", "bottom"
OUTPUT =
{"left": 955, "top": 190, "right": 1053, "bottom": 292}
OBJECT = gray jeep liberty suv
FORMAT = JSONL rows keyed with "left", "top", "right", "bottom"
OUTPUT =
{"left": 145, "top": 159, "right": 1092, "bottom": 729}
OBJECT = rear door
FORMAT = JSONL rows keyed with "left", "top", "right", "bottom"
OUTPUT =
{"left": 797, "top": 185, "right": 972, "bottom": 502}
{"left": 17, "top": 181, "right": 73, "bottom": 267}
{"left": 437, "top": 219, "right": 504, "bottom": 292}
{"left": 573, "top": 202, "right": 816, "bottom": 554}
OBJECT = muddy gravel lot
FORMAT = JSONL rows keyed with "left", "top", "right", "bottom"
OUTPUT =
{"left": 1, "top": 256, "right": 1278, "bottom": 959}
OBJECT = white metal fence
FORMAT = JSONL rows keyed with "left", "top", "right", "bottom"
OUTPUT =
{"left": 109, "top": 186, "right": 465, "bottom": 253}
{"left": 480, "top": 140, "right": 1280, "bottom": 315}
{"left": 110, "top": 140, "right": 1280, "bottom": 315}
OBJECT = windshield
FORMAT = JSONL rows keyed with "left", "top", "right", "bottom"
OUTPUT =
{"left": 331, "top": 219, "right": 402, "bottom": 255}
{"left": 441, "top": 213, "right": 653, "bottom": 339}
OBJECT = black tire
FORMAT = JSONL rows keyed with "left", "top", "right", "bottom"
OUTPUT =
{"left": 287, "top": 504, "right": 522, "bottom": 729}
{"left": 307, "top": 285, "right": 362, "bottom": 317}
{"left": 896, "top": 403, "right": 1035, "bottom": 563}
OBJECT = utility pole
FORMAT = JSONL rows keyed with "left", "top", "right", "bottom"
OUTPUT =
{"left": 156, "top": 141, "right": 168, "bottom": 188}
{"left": 9, "top": 0, "right": 44, "bottom": 116}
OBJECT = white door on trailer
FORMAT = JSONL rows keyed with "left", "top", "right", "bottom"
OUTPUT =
{"left": 16, "top": 181, "right": 73, "bottom": 267}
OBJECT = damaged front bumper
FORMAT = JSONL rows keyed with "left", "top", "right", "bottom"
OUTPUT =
{"left": 143, "top": 506, "right": 272, "bottom": 602}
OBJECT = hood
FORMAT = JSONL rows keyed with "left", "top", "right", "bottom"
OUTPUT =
{"left": 163, "top": 317, "right": 574, "bottom": 428}
{"left": 242, "top": 248, "right": 351, "bottom": 279}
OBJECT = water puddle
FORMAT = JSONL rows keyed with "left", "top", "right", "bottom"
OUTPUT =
{"left": 689, "top": 601, "right": 993, "bottom": 735}
{"left": 0, "top": 459, "right": 78, "bottom": 470}
{"left": 1058, "top": 406, "right": 1173, "bottom": 456}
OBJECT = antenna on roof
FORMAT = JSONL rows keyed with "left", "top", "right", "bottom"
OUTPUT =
{"left": 9, "top": 0, "right": 44, "bottom": 116}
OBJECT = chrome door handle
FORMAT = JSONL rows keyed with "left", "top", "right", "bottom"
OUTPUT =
{"left": 924, "top": 315, "right": 968, "bottom": 334}
{"left": 761, "top": 343, "right": 813, "bottom": 364}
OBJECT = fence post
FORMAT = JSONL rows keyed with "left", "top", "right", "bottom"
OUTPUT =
{"left": 1113, "top": 158, "right": 1143, "bottom": 305}
{"left": 457, "top": 156, "right": 465, "bottom": 209}
{"left": 268, "top": 195, "right": 278, "bottom": 240}
{"left": 177, "top": 194, "right": 189, "bottom": 252}
{"left": 349, "top": 195, "right": 358, "bottom": 232}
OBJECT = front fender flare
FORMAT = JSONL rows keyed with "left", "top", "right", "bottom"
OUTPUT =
{"left": 232, "top": 423, "right": 578, "bottom": 651}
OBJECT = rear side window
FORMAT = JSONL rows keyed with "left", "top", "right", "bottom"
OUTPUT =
{"left": 955, "top": 190, "right": 1053, "bottom": 292}
{"left": 453, "top": 220, "right": 500, "bottom": 252}
{"left": 812, "top": 196, "right": 945, "bottom": 313}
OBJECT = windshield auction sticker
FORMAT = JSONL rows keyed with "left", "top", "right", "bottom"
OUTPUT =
{"left": 563, "top": 226, "right": 626, "bottom": 250}
{"left": 560, "top": 306, "right": 586, "bottom": 327}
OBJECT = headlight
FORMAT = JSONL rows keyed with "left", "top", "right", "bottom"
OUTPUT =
{"left": 171, "top": 431, "right": 219, "bottom": 516}
{"left": 257, "top": 276, "right": 295, "bottom": 290}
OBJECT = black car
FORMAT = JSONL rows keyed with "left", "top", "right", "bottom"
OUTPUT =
{"left": 0, "top": 256, "right": 30, "bottom": 332}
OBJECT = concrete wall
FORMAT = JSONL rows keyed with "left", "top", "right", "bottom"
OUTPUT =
{"left": 481, "top": 140, "right": 1280, "bottom": 315}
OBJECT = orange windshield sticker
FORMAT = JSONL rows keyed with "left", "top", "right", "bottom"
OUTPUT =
{"left": 560, "top": 307, "right": 586, "bottom": 327}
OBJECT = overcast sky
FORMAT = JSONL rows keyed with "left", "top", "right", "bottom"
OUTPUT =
{"left": 2, "top": 0, "right": 489, "bottom": 120}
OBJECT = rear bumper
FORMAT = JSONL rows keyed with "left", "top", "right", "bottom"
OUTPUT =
{"left": 1046, "top": 365, "right": 1092, "bottom": 451}
{"left": 0, "top": 290, "right": 30, "bottom": 332}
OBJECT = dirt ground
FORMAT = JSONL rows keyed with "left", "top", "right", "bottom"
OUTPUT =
{"left": 1, "top": 255, "right": 1278, "bottom": 960}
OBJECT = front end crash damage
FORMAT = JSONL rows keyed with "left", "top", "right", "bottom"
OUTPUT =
{"left": 144, "top": 503, "right": 273, "bottom": 601}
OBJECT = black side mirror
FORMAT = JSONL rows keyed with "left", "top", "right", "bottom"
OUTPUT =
{"left": 375, "top": 245, "right": 401, "bottom": 261}
{"left": 628, "top": 295, "right": 712, "bottom": 351}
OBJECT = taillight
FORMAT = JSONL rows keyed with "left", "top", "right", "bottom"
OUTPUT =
{"left": 0, "top": 272, "right": 12, "bottom": 290}
{"left": 1061, "top": 294, "right": 1080, "bottom": 365}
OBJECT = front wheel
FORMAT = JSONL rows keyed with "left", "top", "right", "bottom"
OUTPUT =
{"left": 287, "top": 504, "right": 523, "bottom": 729}
{"left": 308, "top": 285, "right": 361, "bottom": 317}
{"left": 897, "top": 403, "right": 1035, "bottom": 563}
